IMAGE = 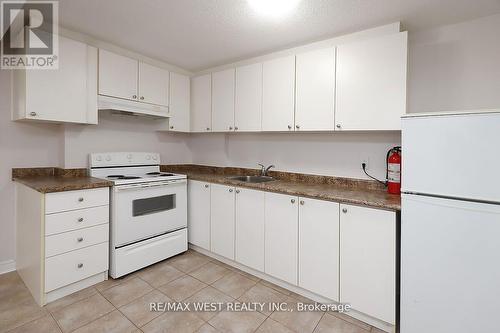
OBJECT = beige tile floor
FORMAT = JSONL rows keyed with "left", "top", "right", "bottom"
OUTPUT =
{"left": 0, "top": 249, "right": 386, "bottom": 333}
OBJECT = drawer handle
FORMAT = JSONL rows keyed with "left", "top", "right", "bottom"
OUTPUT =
{"left": 77, "top": 237, "right": 84, "bottom": 242}
{"left": 300, "top": 200, "right": 305, "bottom": 205}
{"left": 204, "top": 184, "right": 209, "bottom": 188}
{"left": 78, "top": 217, "right": 84, "bottom": 223}
{"left": 342, "top": 208, "right": 348, "bottom": 213}
{"left": 291, "top": 199, "right": 295, "bottom": 204}
{"left": 229, "top": 189, "right": 233, "bottom": 193}
{"left": 78, "top": 197, "right": 84, "bottom": 202}
{"left": 77, "top": 263, "right": 84, "bottom": 269}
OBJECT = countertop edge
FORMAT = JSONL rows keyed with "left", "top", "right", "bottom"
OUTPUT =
{"left": 13, "top": 177, "right": 113, "bottom": 194}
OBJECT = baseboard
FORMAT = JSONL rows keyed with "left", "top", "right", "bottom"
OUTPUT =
{"left": 0, "top": 260, "right": 16, "bottom": 275}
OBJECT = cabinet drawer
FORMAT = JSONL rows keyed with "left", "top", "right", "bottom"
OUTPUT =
{"left": 45, "top": 224, "right": 109, "bottom": 257}
{"left": 45, "top": 188, "right": 109, "bottom": 214}
{"left": 45, "top": 205, "right": 109, "bottom": 236}
{"left": 45, "top": 242, "right": 108, "bottom": 292}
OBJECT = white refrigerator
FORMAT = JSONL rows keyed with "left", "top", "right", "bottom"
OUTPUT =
{"left": 401, "top": 111, "right": 500, "bottom": 333}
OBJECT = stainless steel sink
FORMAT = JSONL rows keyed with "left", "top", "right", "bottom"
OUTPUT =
{"left": 228, "top": 175, "right": 275, "bottom": 183}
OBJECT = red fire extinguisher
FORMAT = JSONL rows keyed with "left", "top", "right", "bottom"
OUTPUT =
{"left": 386, "top": 147, "right": 401, "bottom": 195}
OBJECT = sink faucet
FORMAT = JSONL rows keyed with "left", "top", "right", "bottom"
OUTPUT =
{"left": 258, "top": 164, "right": 275, "bottom": 176}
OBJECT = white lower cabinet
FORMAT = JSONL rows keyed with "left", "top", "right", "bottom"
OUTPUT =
{"left": 298, "top": 197, "right": 340, "bottom": 301}
{"left": 210, "top": 184, "right": 235, "bottom": 259}
{"left": 235, "top": 188, "right": 265, "bottom": 271}
{"left": 340, "top": 204, "right": 396, "bottom": 325}
{"left": 264, "top": 192, "right": 298, "bottom": 285}
{"left": 187, "top": 180, "right": 211, "bottom": 250}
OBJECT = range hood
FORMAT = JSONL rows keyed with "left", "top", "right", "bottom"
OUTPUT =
{"left": 98, "top": 95, "right": 170, "bottom": 118}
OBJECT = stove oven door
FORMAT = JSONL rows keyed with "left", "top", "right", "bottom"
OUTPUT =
{"left": 112, "top": 179, "right": 187, "bottom": 247}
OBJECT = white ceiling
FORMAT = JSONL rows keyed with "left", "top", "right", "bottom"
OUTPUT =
{"left": 57, "top": 0, "right": 500, "bottom": 71}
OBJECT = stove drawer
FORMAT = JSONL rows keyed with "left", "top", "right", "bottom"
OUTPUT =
{"left": 45, "top": 242, "right": 108, "bottom": 292}
{"left": 45, "top": 205, "right": 109, "bottom": 235}
{"left": 45, "top": 224, "right": 109, "bottom": 258}
{"left": 45, "top": 188, "right": 109, "bottom": 214}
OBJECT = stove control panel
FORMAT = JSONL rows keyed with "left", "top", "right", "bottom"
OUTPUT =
{"left": 89, "top": 152, "right": 161, "bottom": 168}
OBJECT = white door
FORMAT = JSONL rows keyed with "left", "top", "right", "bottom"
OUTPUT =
{"left": 335, "top": 32, "right": 407, "bottom": 130}
{"left": 98, "top": 49, "right": 138, "bottom": 101}
{"left": 191, "top": 74, "right": 212, "bottom": 132}
{"left": 169, "top": 72, "right": 190, "bottom": 132}
{"left": 264, "top": 192, "right": 298, "bottom": 285}
{"left": 298, "top": 197, "right": 339, "bottom": 301}
{"left": 401, "top": 194, "right": 500, "bottom": 333}
{"left": 340, "top": 204, "right": 396, "bottom": 324}
{"left": 235, "top": 63, "right": 262, "bottom": 131}
{"left": 138, "top": 62, "right": 169, "bottom": 106}
{"left": 211, "top": 69, "right": 235, "bottom": 132}
{"left": 24, "top": 36, "right": 96, "bottom": 123}
{"left": 262, "top": 56, "right": 296, "bottom": 131}
{"left": 210, "top": 184, "right": 235, "bottom": 259}
{"left": 295, "top": 48, "right": 335, "bottom": 131}
{"left": 235, "top": 188, "right": 265, "bottom": 272}
{"left": 187, "top": 181, "right": 210, "bottom": 250}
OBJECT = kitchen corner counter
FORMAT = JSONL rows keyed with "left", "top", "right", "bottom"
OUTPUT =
{"left": 12, "top": 167, "right": 113, "bottom": 193}
{"left": 162, "top": 165, "right": 401, "bottom": 211}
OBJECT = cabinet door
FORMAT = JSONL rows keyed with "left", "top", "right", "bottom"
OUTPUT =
{"left": 187, "top": 181, "right": 211, "bottom": 250}
{"left": 210, "top": 184, "right": 235, "bottom": 259}
{"left": 295, "top": 48, "right": 335, "bottom": 131}
{"left": 191, "top": 74, "right": 212, "bottom": 132}
{"left": 98, "top": 49, "right": 138, "bottom": 101}
{"left": 340, "top": 204, "right": 396, "bottom": 324}
{"left": 336, "top": 32, "right": 407, "bottom": 130}
{"left": 169, "top": 72, "right": 190, "bottom": 132}
{"left": 235, "top": 188, "right": 265, "bottom": 271}
{"left": 138, "top": 62, "right": 169, "bottom": 106}
{"left": 264, "top": 192, "right": 298, "bottom": 285}
{"left": 235, "top": 63, "right": 262, "bottom": 131}
{"left": 22, "top": 36, "right": 97, "bottom": 123}
{"left": 211, "top": 69, "right": 235, "bottom": 132}
{"left": 298, "top": 197, "right": 339, "bottom": 301}
{"left": 262, "top": 56, "right": 296, "bottom": 131}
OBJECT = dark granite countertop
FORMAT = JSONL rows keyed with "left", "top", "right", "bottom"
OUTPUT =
{"left": 162, "top": 165, "right": 401, "bottom": 211}
{"left": 12, "top": 168, "right": 113, "bottom": 193}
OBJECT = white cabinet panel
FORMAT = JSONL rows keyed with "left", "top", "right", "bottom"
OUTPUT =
{"left": 169, "top": 72, "right": 191, "bottom": 132}
{"left": 264, "top": 192, "right": 298, "bottom": 285}
{"left": 187, "top": 181, "right": 211, "bottom": 250}
{"left": 98, "top": 49, "right": 138, "bottom": 101}
{"left": 340, "top": 204, "right": 396, "bottom": 324}
{"left": 138, "top": 62, "right": 169, "bottom": 106}
{"left": 262, "top": 56, "right": 296, "bottom": 131}
{"left": 298, "top": 197, "right": 339, "bottom": 301}
{"left": 295, "top": 48, "right": 335, "bottom": 131}
{"left": 45, "top": 224, "right": 109, "bottom": 258}
{"left": 235, "top": 63, "right": 262, "bottom": 131}
{"left": 211, "top": 69, "right": 235, "bottom": 132}
{"left": 191, "top": 74, "right": 212, "bottom": 132}
{"left": 45, "top": 188, "right": 109, "bottom": 214}
{"left": 235, "top": 188, "right": 265, "bottom": 272}
{"left": 210, "top": 184, "right": 235, "bottom": 259}
{"left": 335, "top": 32, "right": 407, "bottom": 130}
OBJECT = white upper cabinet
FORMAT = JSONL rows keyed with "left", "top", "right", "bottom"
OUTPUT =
{"left": 210, "top": 184, "right": 235, "bottom": 260}
{"left": 187, "top": 181, "right": 210, "bottom": 250}
{"left": 264, "top": 192, "right": 298, "bottom": 285}
{"left": 235, "top": 63, "right": 263, "bottom": 132}
{"left": 298, "top": 197, "right": 340, "bottom": 301}
{"left": 12, "top": 35, "right": 97, "bottom": 124}
{"left": 295, "top": 48, "right": 336, "bottom": 131}
{"left": 138, "top": 62, "right": 169, "bottom": 106}
{"left": 191, "top": 74, "right": 212, "bottom": 132}
{"left": 235, "top": 188, "right": 265, "bottom": 272}
{"left": 98, "top": 49, "right": 138, "bottom": 101}
{"left": 340, "top": 204, "right": 396, "bottom": 324}
{"left": 211, "top": 69, "right": 235, "bottom": 132}
{"left": 335, "top": 32, "right": 408, "bottom": 130}
{"left": 262, "top": 56, "right": 296, "bottom": 132}
{"left": 169, "top": 72, "right": 190, "bottom": 132}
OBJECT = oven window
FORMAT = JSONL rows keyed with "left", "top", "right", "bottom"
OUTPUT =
{"left": 133, "top": 194, "right": 176, "bottom": 216}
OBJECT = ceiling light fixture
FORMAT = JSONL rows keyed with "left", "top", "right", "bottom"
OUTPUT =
{"left": 247, "top": 0, "right": 301, "bottom": 19}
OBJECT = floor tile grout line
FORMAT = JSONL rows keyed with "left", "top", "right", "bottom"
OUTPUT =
{"left": 311, "top": 311, "right": 326, "bottom": 333}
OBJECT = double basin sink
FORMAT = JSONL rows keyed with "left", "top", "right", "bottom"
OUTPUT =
{"left": 228, "top": 175, "right": 275, "bottom": 183}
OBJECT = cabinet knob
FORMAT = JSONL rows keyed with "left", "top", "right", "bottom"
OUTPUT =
{"left": 287, "top": 125, "right": 292, "bottom": 130}
{"left": 132, "top": 95, "right": 137, "bottom": 99}
{"left": 77, "top": 263, "right": 84, "bottom": 269}
{"left": 234, "top": 126, "right": 238, "bottom": 131}
{"left": 206, "top": 127, "right": 211, "bottom": 131}
{"left": 77, "top": 237, "right": 84, "bottom": 242}
{"left": 336, "top": 124, "right": 341, "bottom": 129}
{"left": 29, "top": 112, "right": 37, "bottom": 116}
{"left": 78, "top": 197, "right": 84, "bottom": 202}
{"left": 296, "top": 125, "right": 300, "bottom": 129}
{"left": 229, "top": 126, "right": 233, "bottom": 130}
{"left": 229, "top": 188, "right": 233, "bottom": 193}
{"left": 291, "top": 199, "right": 295, "bottom": 204}
{"left": 204, "top": 184, "right": 209, "bottom": 188}
{"left": 140, "top": 96, "right": 144, "bottom": 100}
{"left": 77, "top": 217, "right": 84, "bottom": 223}
{"left": 342, "top": 208, "right": 348, "bottom": 213}
{"left": 300, "top": 200, "right": 305, "bottom": 205}
{"left": 235, "top": 189, "right": 240, "bottom": 194}
{"left": 170, "top": 126, "right": 174, "bottom": 129}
